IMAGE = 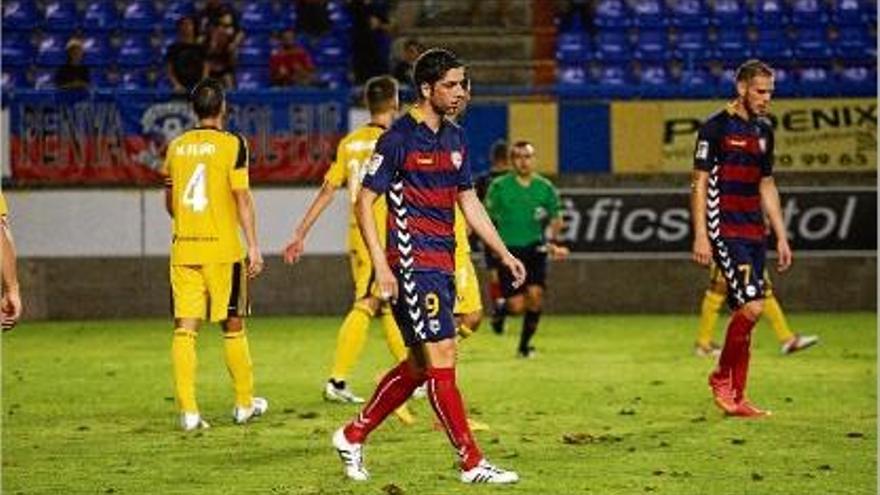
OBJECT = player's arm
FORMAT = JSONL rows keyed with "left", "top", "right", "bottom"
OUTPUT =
{"left": 546, "top": 185, "right": 568, "bottom": 260}
{"left": 230, "top": 135, "right": 263, "bottom": 278}
{"left": 760, "top": 176, "right": 791, "bottom": 272}
{"left": 161, "top": 153, "right": 173, "bottom": 217}
{"left": 458, "top": 189, "right": 525, "bottom": 288}
{"left": 1, "top": 214, "right": 21, "bottom": 331}
{"left": 355, "top": 187, "right": 396, "bottom": 300}
{"left": 691, "top": 121, "right": 716, "bottom": 266}
{"left": 283, "top": 181, "right": 337, "bottom": 264}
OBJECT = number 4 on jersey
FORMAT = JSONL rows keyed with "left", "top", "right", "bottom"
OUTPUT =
{"left": 183, "top": 163, "right": 208, "bottom": 212}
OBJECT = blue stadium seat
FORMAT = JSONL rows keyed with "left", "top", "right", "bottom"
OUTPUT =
{"left": 751, "top": 0, "right": 789, "bottom": 28}
{"left": 637, "top": 62, "right": 670, "bottom": 85}
{"left": 838, "top": 63, "right": 875, "bottom": 84}
{"left": 3, "top": 1, "right": 39, "bottom": 31}
{"left": 632, "top": 0, "right": 668, "bottom": 28}
{"left": 162, "top": 0, "right": 195, "bottom": 31}
{"left": 595, "top": 63, "right": 633, "bottom": 86}
{"left": 119, "top": 68, "right": 151, "bottom": 89}
{"left": 82, "top": 0, "right": 118, "bottom": 31}
{"left": 834, "top": 25, "right": 874, "bottom": 61}
{"left": 791, "top": 0, "right": 830, "bottom": 27}
{"left": 121, "top": 0, "right": 158, "bottom": 32}
{"left": 238, "top": 35, "right": 271, "bottom": 66}
{"left": 241, "top": 2, "right": 276, "bottom": 32}
{"left": 634, "top": 29, "right": 669, "bottom": 62}
{"left": 714, "top": 29, "right": 752, "bottom": 64}
{"left": 556, "top": 31, "right": 592, "bottom": 65}
{"left": 679, "top": 65, "right": 716, "bottom": 87}
{"left": 557, "top": 64, "right": 588, "bottom": 85}
{"left": 34, "top": 68, "right": 56, "bottom": 89}
{"left": 753, "top": 28, "right": 793, "bottom": 62}
{"left": 82, "top": 34, "right": 114, "bottom": 67}
{"left": 793, "top": 27, "right": 833, "bottom": 62}
{"left": 318, "top": 66, "right": 350, "bottom": 89}
{"left": 36, "top": 34, "right": 68, "bottom": 66}
{"left": 594, "top": 0, "right": 632, "bottom": 30}
{"left": 313, "top": 35, "right": 349, "bottom": 67}
{"left": 832, "top": 0, "right": 870, "bottom": 25}
{"left": 44, "top": 1, "right": 79, "bottom": 31}
{"left": 90, "top": 67, "right": 114, "bottom": 87}
{"left": 595, "top": 30, "right": 632, "bottom": 63}
{"left": 796, "top": 63, "right": 834, "bottom": 95}
{"left": 669, "top": 0, "right": 709, "bottom": 28}
{"left": 328, "top": 0, "right": 353, "bottom": 33}
{"left": 2, "top": 34, "right": 34, "bottom": 67}
{"left": 117, "top": 34, "right": 155, "bottom": 67}
{"left": 710, "top": 0, "right": 749, "bottom": 27}
{"left": 2, "top": 68, "right": 28, "bottom": 91}
{"left": 236, "top": 67, "right": 269, "bottom": 89}
{"left": 674, "top": 30, "right": 712, "bottom": 64}
{"left": 278, "top": 2, "right": 298, "bottom": 30}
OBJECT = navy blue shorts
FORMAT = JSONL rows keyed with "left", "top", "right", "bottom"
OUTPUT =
{"left": 499, "top": 244, "right": 548, "bottom": 298}
{"left": 391, "top": 270, "right": 457, "bottom": 347}
{"left": 711, "top": 238, "right": 767, "bottom": 310}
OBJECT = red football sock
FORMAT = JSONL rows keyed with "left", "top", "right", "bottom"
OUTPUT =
{"left": 426, "top": 367, "right": 483, "bottom": 470}
{"left": 717, "top": 311, "right": 756, "bottom": 401}
{"left": 344, "top": 360, "right": 425, "bottom": 443}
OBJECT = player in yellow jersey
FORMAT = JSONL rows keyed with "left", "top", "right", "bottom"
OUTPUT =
{"left": 694, "top": 262, "right": 818, "bottom": 357}
{"left": 283, "top": 75, "right": 409, "bottom": 406}
{"left": 163, "top": 78, "right": 267, "bottom": 431}
{"left": 0, "top": 192, "right": 22, "bottom": 331}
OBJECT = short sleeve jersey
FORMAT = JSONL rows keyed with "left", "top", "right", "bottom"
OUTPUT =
{"left": 362, "top": 108, "right": 473, "bottom": 274}
{"left": 0, "top": 192, "right": 7, "bottom": 216}
{"left": 163, "top": 127, "right": 249, "bottom": 265}
{"left": 485, "top": 172, "right": 562, "bottom": 248}
{"left": 323, "top": 123, "right": 388, "bottom": 252}
{"left": 694, "top": 105, "right": 774, "bottom": 242}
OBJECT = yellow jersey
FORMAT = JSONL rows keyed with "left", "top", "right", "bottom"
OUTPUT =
{"left": 163, "top": 127, "right": 250, "bottom": 265}
{"left": 454, "top": 205, "right": 470, "bottom": 258}
{"left": 323, "top": 123, "right": 388, "bottom": 252}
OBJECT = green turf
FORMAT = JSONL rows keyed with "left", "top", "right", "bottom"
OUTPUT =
{"left": 2, "top": 313, "right": 875, "bottom": 494}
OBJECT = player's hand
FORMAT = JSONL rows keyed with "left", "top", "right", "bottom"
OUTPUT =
{"left": 776, "top": 238, "right": 792, "bottom": 273}
{"left": 548, "top": 243, "right": 569, "bottom": 261}
{"left": 376, "top": 265, "right": 398, "bottom": 303}
{"left": 1, "top": 288, "right": 22, "bottom": 332}
{"left": 692, "top": 236, "right": 712, "bottom": 266}
{"left": 247, "top": 249, "right": 265, "bottom": 279}
{"left": 282, "top": 231, "right": 306, "bottom": 264}
{"left": 502, "top": 253, "right": 526, "bottom": 288}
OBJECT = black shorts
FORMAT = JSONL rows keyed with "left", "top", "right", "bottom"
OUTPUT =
{"left": 711, "top": 238, "right": 767, "bottom": 310}
{"left": 484, "top": 250, "right": 502, "bottom": 271}
{"left": 499, "top": 244, "right": 548, "bottom": 298}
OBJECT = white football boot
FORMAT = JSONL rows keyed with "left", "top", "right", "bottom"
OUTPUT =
{"left": 233, "top": 396, "right": 269, "bottom": 424}
{"left": 332, "top": 427, "right": 369, "bottom": 481}
{"left": 180, "top": 412, "right": 210, "bottom": 432}
{"left": 324, "top": 382, "right": 365, "bottom": 404}
{"left": 460, "top": 459, "right": 519, "bottom": 484}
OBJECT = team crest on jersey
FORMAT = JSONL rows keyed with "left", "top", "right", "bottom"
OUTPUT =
{"left": 695, "top": 140, "right": 709, "bottom": 160}
{"left": 451, "top": 151, "right": 463, "bottom": 169}
{"left": 138, "top": 102, "right": 197, "bottom": 170}
{"left": 758, "top": 138, "right": 767, "bottom": 153}
{"left": 367, "top": 153, "right": 384, "bottom": 175}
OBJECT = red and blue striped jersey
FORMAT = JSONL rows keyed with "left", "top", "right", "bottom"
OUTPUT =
{"left": 362, "top": 108, "right": 473, "bottom": 274}
{"left": 694, "top": 105, "right": 775, "bottom": 242}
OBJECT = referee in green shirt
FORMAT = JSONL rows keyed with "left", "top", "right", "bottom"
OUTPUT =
{"left": 485, "top": 140, "right": 568, "bottom": 358}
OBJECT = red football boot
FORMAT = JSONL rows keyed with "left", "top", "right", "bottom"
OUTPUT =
{"left": 729, "top": 400, "right": 772, "bottom": 418}
{"left": 708, "top": 371, "right": 738, "bottom": 415}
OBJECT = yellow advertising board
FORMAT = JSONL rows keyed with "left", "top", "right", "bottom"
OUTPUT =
{"left": 612, "top": 98, "right": 877, "bottom": 173}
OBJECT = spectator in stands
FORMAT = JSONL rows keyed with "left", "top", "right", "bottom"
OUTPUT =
{"left": 54, "top": 38, "right": 90, "bottom": 90}
{"left": 297, "top": 0, "right": 332, "bottom": 37}
{"left": 391, "top": 38, "right": 424, "bottom": 87}
{"left": 349, "top": 0, "right": 391, "bottom": 85}
{"left": 166, "top": 16, "right": 208, "bottom": 93}
{"left": 468, "top": 0, "right": 511, "bottom": 27}
{"left": 269, "top": 28, "right": 317, "bottom": 87}
{"left": 197, "top": 0, "right": 243, "bottom": 48}
{"left": 205, "top": 20, "right": 238, "bottom": 88}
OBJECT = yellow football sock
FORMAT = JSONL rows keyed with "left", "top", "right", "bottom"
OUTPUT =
{"left": 763, "top": 293, "right": 794, "bottom": 343}
{"left": 171, "top": 328, "right": 198, "bottom": 413}
{"left": 380, "top": 311, "right": 408, "bottom": 363}
{"left": 457, "top": 324, "right": 474, "bottom": 340}
{"left": 330, "top": 304, "right": 373, "bottom": 381}
{"left": 696, "top": 290, "right": 725, "bottom": 346}
{"left": 223, "top": 328, "right": 254, "bottom": 408}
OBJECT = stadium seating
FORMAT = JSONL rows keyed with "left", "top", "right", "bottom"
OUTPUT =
{"left": 832, "top": 0, "right": 870, "bottom": 25}
{"left": 33, "top": 68, "right": 55, "bottom": 89}
{"left": 318, "top": 66, "right": 351, "bottom": 89}
{"left": 36, "top": 34, "right": 68, "bottom": 66}
{"left": 241, "top": 2, "right": 276, "bottom": 33}
{"left": 669, "top": 0, "right": 709, "bottom": 28}
{"left": 632, "top": 0, "right": 668, "bottom": 28}
{"left": 3, "top": 0, "right": 40, "bottom": 31}
{"left": 121, "top": 0, "right": 159, "bottom": 32}
{"left": 238, "top": 35, "right": 272, "bottom": 66}
{"left": 117, "top": 35, "right": 155, "bottom": 67}
{"left": 236, "top": 67, "right": 269, "bottom": 90}
{"left": 753, "top": 27, "right": 794, "bottom": 62}
{"left": 634, "top": 29, "right": 669, "bottom": 62}
{"left": 2, "top": 34, "right": 34, "bottom": 67}
{"left": 793, "top": 27, "right": 834, "bottom": 62}
{"left": 714, "top": 28, "right": 753, "bottom": 64}
{"left": 279, "top": 2, "right": 299, "bottom": 30}
{"left": 790, "top": 0, "right": 830, "bottom": 26}
{"left": 312, "top": 35, "right": 350, "bottom": 67}
{"left": 834, "top": 25, "right": 875, "bottom": 61}
{"left": 556, "top": 31, "right": 592, "bottom": 65}
{"left": 595, "top": 30, "right": 632, "bottom": 63}
{"left": 82, "top": 0, "right": 118, "bottom": 31}
{"left": 44, "top": 1, "right": 79, "bottom": 32}
{"left": 162, "top": 0, "right": 196, "bottom": 31}
{"left": 2, "top": 69, "right": 27, "bottom": 91}
{"left": 119, "top": 68, "right": 150, "bottom": 89}
{"left": 81, "top": 34, "right": 114, "bottom": 67}
{"left": 710, "top": 0, "right": 750, "bottom": 27}
{"left": 594, "top": 0, "right": 632, "bottom": 30}
{"left": 751, "top": 0, "right": 789, "bottom": 27}
{"left": 674, "top": 30, "right": 712, "bottom": 64}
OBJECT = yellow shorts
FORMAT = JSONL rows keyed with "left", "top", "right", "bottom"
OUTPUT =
{"left": 709, "top": 263, "right": 773, "bottom": 294}
{"left": 171, "top": 261, "right": 249, "bottom": 322}
{"left": 350, "top": 246, "right": 380, "bottom": 300}
{"left": 454, "top": 255, "right": 483, "bottom": 315}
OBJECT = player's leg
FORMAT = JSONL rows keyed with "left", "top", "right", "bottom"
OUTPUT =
{"left": 170, "top": 264, "right": 207, "bottom": 430}
{"left": 207, "top": 262, "right": 268, "bottom": 423}
{"left": 455, "top": 256, "right": 483, "bottom": 339}
{"left": 485, "top": 252, "right": 506, "bottom": 333}
{"left": 762, "top": 272, "right": 819, "bottom": 354}
{"left": 694, "top": 263, "right": 726, "bottom": 357}
{"left": 491, "top": 249, "right": 524, "bottom": 333}
{"left": 518, "top": 284, "right": 544, "bottom": 358}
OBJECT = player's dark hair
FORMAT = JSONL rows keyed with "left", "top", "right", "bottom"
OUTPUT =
{"left": 412, "top": 48, "right": 464, "bottom": 100}
{"left": 736, "top": 59, "right": 774, "bottom": 83}
{"left": 490, "top": 139, "right": 508, "bottom": 163}
{"left": 364, "top": 75, "right": 398, "bottom": 114}
{"left": 191, "top": 78, "right": 225, "bottom": 120}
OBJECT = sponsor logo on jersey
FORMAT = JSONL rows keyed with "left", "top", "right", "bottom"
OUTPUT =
{"left": 695, "top": 140, "right": 709, "bottom": 160}
{"left": 451, "top": 151, "right": 463, "bottom": 169}
{"left": 367, "top": 153, "right": 384, "bottom": 175}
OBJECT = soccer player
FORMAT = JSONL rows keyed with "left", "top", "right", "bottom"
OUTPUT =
{"left": 474, "top": 140, "right": 510, "bottom": 331}
{"left": 331, "top": 48, "right": 525, "bottom": 484}
{"left": 283, "top": 75, "right": 409, "bottom": 405}
{"left": 485, "top": 141, "right": 567, "bottom": 357}
{"left": 163, "top": 78, "right": 267, "bottom": 431}
{"left": 691, "top": 59, "right": 792, "bottom": 418}
{"left": 0, "top": 192, "right": 22, "bottom": 331}
{"left": 693, "top": 263, "right": 818, "bottom": 357}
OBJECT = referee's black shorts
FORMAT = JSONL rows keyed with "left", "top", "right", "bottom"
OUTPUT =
{"left": 499, "top": 243, "right": 548, "bottom": 298}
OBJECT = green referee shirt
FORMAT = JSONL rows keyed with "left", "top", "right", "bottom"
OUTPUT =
{"left": 485, "top": 172, "right": 562, "bottom": 248}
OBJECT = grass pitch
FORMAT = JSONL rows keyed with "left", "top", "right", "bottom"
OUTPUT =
{"left": 2, "top": 313, "right": 875, "bottom": 494}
